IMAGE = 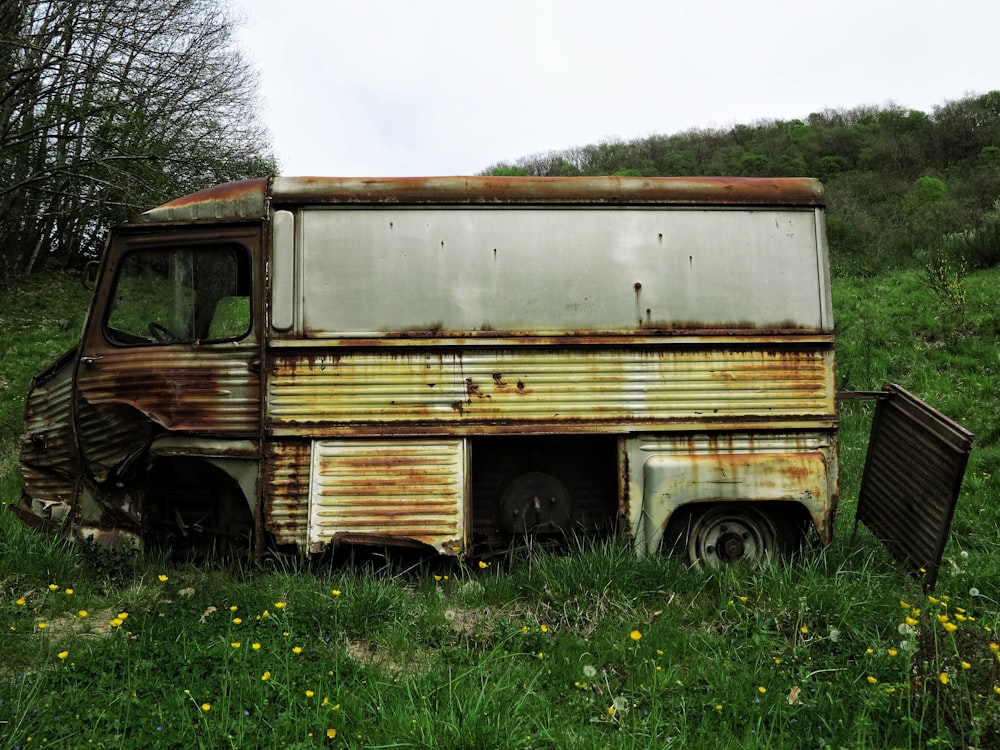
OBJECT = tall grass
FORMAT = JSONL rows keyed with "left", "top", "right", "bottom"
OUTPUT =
{"left": 2, "top": 269, "right": 999, "bottom": 748}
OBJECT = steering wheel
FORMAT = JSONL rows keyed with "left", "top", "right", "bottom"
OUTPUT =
{"left": 148, "top": 321, "right": 180, "bottom": 342}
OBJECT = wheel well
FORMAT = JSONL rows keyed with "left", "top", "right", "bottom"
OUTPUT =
{"left": 661, "top": 500, "right": 813, "bottom": 559}
{"left": 142, "top": 457, "right": 254, "bottom": 558}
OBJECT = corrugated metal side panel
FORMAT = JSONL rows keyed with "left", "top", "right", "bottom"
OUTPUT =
{"left": 308, "top": 439, "right": 466, "bottom": 554}
{"left": 266, "top": 440, "right": 311, "bottom": 547}
{"left": 78, "top": 349, "right": 260, "bottom": 433}
{"left": 19, "top": 349, "right": 79, "bottom": 505}
{"left": 268, "top": 346, "right": 835, "bottom": 431}
{"left": 856, "top": 383, "right": 973, "bottom": 590}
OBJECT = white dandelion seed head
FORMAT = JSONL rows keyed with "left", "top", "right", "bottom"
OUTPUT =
{"left": 828, "top": 628, "right": 841, "bottom": 642}
{"left": 898, "top": 623, "right": 915, "bottom": 636}
{"left": 970, "top": 587, "right": 980, "bottom": 597}
{"left": 583, "top": 665, "right": 597, "bottom": 678}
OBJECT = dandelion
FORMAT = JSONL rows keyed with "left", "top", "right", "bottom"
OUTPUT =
{"left": 478, "top": 561, "right": 489, "bottom": 569}
{"left": 900, "top": 600, "right": 911, "bottom": 610}
{"left": 292, "top": 646, "right": 303, "bottom": 654}
{"left": 78, "top": 610, "right": 88, "bottom": 618}
{"left": 536, "top": 652, "right": 544, "bottom": 659}
{"left": 540, "top": 624, "right": 548, "bottom": 633}
{"left": 521, "top": 625, "right": 529, "bottom": 634}
{"left": 961, "top": 661, "right": 971, "bottom": 670}
{"left": 326, "top": 729, "right": 337, "bottom": 739}
{"left": 230, "top": 605, "right": 238, "bottom": 612}
{"left": 231, "top": 642, "right": 241, "bottom": 649}
{"left": 37, "top": 622, "right": 48, "bottom": 630}
{"left": 232, "top": 617, "right": 242, "bottom": 624}
{"left": 715, "top": 704, "right": 723, "bottom": 711}
{"left": 16, "top": 597, "right": 25, "bottom": 606}
{"left": 110, "top": 618, "right": 123, "bottom": 628}
{"left": 64, "top": 588, "right": 73, "bottom": 595}
{"left": 865, "top": 647, "right": 874, "bottom": 655}
{"left": 57, "top": 651, "right": 69, "bottom": 660}
{"left": 800, "top": 626, "right": 809, "bottom": 634}
{"left": 252, "top": 642, "right": 261, "bottom": 650}
{"left": 201, "top": 703, "right": 211, "bottom": 712}
{"left": 774, "top": 657, "right": 782, "bottom": 665}
{"left": 275, "top": 602, "right": 287, "bottom": 609}
{"left": 867, "top": 676, "right": 878, "bottom": 684}
{"left": 887, "top": 649, "right": 898, "bottom": 657}
{"left": 305, "top": 690, "right": 315, "bottom": 698}
{"left": 943, "top": 621, "right": 958, "bottom": 633}
{"left": 970, "top": 588, "right": 980, "bottom": 597}
{"left": 939, "top": 672, "right": 949, "bottom": 685}
{"left": 989, "top": 642, "right": 999, "bottom": 653}
{"left": 607, "top": 706, "right": 616, "bottom": 716}
{"left": 757, "top": 686, "right": 766, "bottom": 694}
{"left": 261, "top": 671, "right": 271, "bottom": 681}
{"left": 434, "top": 576, "right": 442, "bottom": 581}
{"left": 994, "top": 686, "right": 1000, "bottom": 695}
{"left": 158, "top": 574, "right": 168, "bottom": 582}
{"left": 49, "top": 584, "right": 59, "bottom": 591}
{"left": 905, "top": 616, "right": 919, "bottom": 627}
{"left": 630, "top": 630, "right": 642, "bottom": 642}
{"left": 331, "top": 589, "right": 342, "bottom": 597}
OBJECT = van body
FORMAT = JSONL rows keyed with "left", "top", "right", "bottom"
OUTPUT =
{"left": 16, "top": 176, "right": 841, "bottom": 564}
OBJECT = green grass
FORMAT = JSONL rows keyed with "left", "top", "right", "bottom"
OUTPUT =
{"left": 2, "top": 269, "right": 1000, "bottom": 748}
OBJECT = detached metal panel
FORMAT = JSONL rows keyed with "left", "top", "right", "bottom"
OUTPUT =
{"left": 856, "top": 383, "right": 974, "bottom": 590}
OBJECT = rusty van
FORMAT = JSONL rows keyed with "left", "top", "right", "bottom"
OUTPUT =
{"left": 14, "top": 176, "right": 973, "bottom": 583}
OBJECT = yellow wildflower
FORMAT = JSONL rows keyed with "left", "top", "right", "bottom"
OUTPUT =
{"left": 275, "top": 602, "right": 287, "bottom": 609}
{"left": 305, "top": 690, "right": 315, "bottom": 698}
{"left": 232, "top": 617, "right": 242, "bottom": 624}
{"left": 478, "top": 560, "right": 489, "bottom": 569}
{"left": 630, "top": 630, "right": 642, "bottom": 641}
{"left": 64, "top": 588, "right": 73, "bottom": 595}
{"left": 37, "top": 622, "right": 48, "bottom": 630}
{"left": 943, "top": 622, "right": 958, "bottom": 633}
{"left": 231, "top": 642, "right": 241, "bottom": 649}
{"left": 57, "top": 651, "right": 69, "bottom": 660}
{"left": 261, "top": 671, "right": 271, "bottom": 681}
{"left": 867, "top": 676, "right": 878, "bottom": 684}
{"left": 540, "top": 624, "right": 548, "bottom": 633}
{"left": 905, "top": 616, "right": 919, "bottom": 627}
{"left": 110, "top": 618, "right": 123, "bottom": 628}
{"left": 292, "top": 646, "right": 303, "bottom": 654}
{"left": 961, "top": 661, "right": 971, "bottom": 670}
{"left": 78, "top": 610, "right": 88, "bottom": 618}
{"left": 939, "top": 672, "right": 949, "bottom": 685}
{"left": 48, "top": 584, "right": 59, "bottom": 591}
{"left": 887, "top": 649, "right": 898, "bottom": 657}
{"left": 331, "top": 590, "right": 341, "bottom": 597}
{"left": 900, "top": 600, "right": 911, "bottom": 610}
{"left": 326, "top": 729, "right": 337, "bottom": 739}
{"left": 158, "top": 574, "right": 168, "bottom": 582}
{"left": 252, "top": 642, "right": 261, "bottom": 650}
{"left": 201, "top": 703, "right": 211, "bottom": 712}
{"left": 800, "top": 626, "right": 809, "bottom": 634}
{"left": 16, "top": 598, "right": 25, "bottom": 606}
{"left": 758, "top": 686, "right": 766, "bottom": 694}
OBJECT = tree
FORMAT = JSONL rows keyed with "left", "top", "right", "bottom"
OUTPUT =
{"left": 0, "top": 0, "right": 277, "bottom": 282}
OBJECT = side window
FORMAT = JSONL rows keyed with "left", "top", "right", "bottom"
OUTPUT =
{"left": 105, "top": 244, "right": 250, "bottom": 346}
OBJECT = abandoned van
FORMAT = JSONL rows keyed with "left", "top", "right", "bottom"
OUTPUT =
{"left": 14, "top": 176, "right": 971, "bottom": 580}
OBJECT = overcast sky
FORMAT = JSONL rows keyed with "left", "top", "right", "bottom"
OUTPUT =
{"left": 235, "top": 0, "right": 999, "bottom": 177}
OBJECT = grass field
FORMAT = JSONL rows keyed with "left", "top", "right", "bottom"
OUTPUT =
{"left": 1, "top": 269, "right": 999, "bottom": 749}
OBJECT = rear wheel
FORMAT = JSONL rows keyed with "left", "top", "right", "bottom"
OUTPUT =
{"left": 666, "top": 502, "right": 805, "bottom": 567}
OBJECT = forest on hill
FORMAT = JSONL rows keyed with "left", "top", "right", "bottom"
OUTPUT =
{"left": 485, "top": 91, "right": 1000, "bottom": 277}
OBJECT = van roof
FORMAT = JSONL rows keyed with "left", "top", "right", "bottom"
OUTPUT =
{"left": 131, "top": 175, "right": 825, "bottom": 225}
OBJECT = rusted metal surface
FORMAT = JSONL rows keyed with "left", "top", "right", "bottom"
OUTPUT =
{"left": 266, "top": 342, "right": 836, "bottom": 434}
{"left": 265, "top": 440, "right": 311, "bottom": 547}
{"left": 625, "top": 432, "right": 838, "bottom": 555}
{"left": 307, "top": 439, "right": 467, "bottom": 554}
{"left": 271, "top": 176, "right": 825, "bottom": 207}
{"left": 856, "top": 383, "right": 973, "bottom": 590}
{"left": 130, "top": 178, "right": 268, "bottom": 224}
{"left": 18, "top": 347, "right": 81, "bottom": 528}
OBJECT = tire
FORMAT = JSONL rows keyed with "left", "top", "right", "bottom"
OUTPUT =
{"left": 685, "top": 503, "right": 784, "bottom": 567}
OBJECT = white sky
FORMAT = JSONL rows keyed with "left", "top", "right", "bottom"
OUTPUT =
{"left": 235, "top": 0, "right": 1000, "bottom": 177}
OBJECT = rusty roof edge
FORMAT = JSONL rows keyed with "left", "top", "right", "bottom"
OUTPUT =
{"left": 270, "top": 176, "right": 825, "bottom": 207}
{"left": 129, "top": 178, "right": 270, "bottom": 225}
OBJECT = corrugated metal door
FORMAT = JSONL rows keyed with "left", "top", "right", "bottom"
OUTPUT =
{"left": 855, "top": 383, "right": 973, "bottom": 590}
